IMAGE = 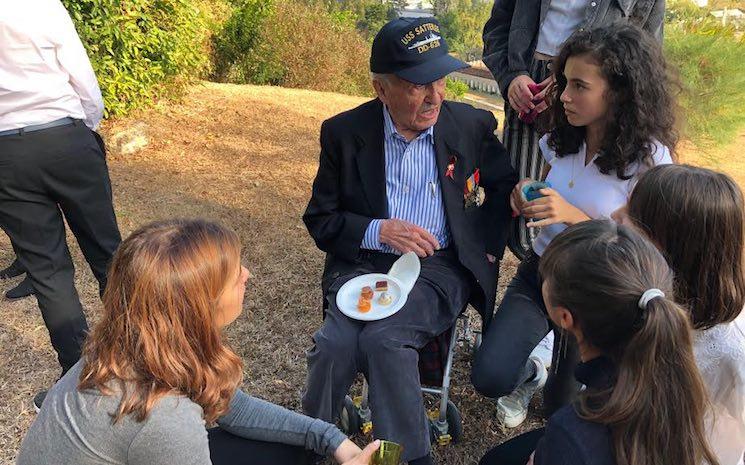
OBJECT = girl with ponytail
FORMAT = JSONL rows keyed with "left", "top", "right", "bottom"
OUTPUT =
{"left": 480, "top": 219, "right": 718, "bottom": 465}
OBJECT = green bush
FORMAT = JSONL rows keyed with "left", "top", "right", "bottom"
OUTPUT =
{"left": 438, "top": 0, "right": 491, "bottom": 61}
{"left": 665, "top": 1, "right": 745, "bottom": 146}
{"left": 62, "top": 0, "right": 219, "bottom": 117}
{"left": 213, "top": 0, "right": 372, "bottom": 96}
{"left": 445, "top": 78, "right": 469, "bottom": 101}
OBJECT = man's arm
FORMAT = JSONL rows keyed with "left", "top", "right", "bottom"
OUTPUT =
{"left": 303, "top": 121, "right": 376, "bottom": 261}
{"left": 52, "top": 0, "right": 104, "bottom": 129}
{"left": 478, "top": 113, "right": 518, "bottom": 258}
{"left": 482, "top": 0, "right": 525, "bottom": 99}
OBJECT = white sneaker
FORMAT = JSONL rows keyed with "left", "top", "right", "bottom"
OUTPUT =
{"left": 496, "top": 356, "right": 548, "bottom": 428}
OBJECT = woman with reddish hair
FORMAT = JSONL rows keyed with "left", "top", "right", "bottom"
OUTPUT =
{"left": 18, "top": 218, "right": 377, "bottom": 465}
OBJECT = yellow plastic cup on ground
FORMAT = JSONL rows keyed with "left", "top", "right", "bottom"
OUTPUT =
{"left": 371, "top": 440, "right": 403, "bottom": 465}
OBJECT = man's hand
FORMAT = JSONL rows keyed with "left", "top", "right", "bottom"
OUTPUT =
{"left": 337, "top": 440, "right": 380, "bottom": 465}
{"left": 380, "top": 219, "right": 440, "bottom": 257}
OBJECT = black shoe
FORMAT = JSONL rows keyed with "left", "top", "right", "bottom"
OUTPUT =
{"left": 5, "top": 276, "right": 35, "bottom": 300}
{"left": 0, "top": 259, "right": 24, "bottom": 279}
{"left": 33, "top": 390, "right": 47, "bottom": 413}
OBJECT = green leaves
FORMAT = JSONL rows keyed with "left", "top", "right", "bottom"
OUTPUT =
{"left": 61, "top": 0, "right": 218, "bottom": 117}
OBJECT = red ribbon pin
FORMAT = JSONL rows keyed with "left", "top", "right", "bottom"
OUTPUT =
{"left": 445, "top": 156, "right": 456, "bottom": 180}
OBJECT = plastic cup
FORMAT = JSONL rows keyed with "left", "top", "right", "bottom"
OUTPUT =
{"left": 371, "top": 440, "right": 403, "bottom": 465}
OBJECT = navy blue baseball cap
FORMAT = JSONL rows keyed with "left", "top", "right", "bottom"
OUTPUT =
{"left": 370, "top": 17, "right": 469, "bottom": 85}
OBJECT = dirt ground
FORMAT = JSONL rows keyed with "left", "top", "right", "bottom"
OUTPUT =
{"left": 0, "top": 82, "right": 742, "bottom": 464}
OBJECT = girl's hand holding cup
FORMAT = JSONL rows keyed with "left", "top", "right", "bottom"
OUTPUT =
{"left": 522, "top": 188, "right": 590, "bottom": 227}
{"left": 510, "top": 178, "right": 537, "bottom": 216}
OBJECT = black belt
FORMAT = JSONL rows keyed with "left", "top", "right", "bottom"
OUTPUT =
{"left": 0, "top": 117, "right": 78, "bottom": 137}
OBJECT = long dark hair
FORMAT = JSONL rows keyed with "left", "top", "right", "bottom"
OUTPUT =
{"left": 628, "top": 164, "right": 745, "bottom": 329}
{"left": 546, "top": 23, "right": 679, "bottom": 179}
{"left": 539, "top": 220, "right": 718, "bottom": 465}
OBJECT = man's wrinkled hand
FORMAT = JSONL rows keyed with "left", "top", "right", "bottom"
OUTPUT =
{"left": 380, "top": 219, "right": 440, "bottom": 258}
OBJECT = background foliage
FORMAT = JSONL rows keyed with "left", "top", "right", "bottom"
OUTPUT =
{"left": 62, "top": 0, "right": 228, "bottom": 117}
{"left": 63, "top": 0, "right": 744, "bottom": 146}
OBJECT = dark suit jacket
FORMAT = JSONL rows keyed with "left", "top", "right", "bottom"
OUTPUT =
{"left": 303, "top": 98, "right": 517, "bottom": 327}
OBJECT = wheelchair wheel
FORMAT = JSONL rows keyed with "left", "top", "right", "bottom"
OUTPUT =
{"left": 340, "top": 395, "right": 361, "bottom": 434}
{"left": 446, "top": 400, "right": 463, "bottom": 443}
{"left": 471, "top": 331, "right": 482, "bottom": 358}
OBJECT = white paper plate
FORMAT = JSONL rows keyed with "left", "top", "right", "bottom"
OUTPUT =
{"left": 336, "top": 273, "right": 407, "bottom": 321}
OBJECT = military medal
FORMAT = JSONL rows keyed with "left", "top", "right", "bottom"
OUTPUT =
{"left": 464, "top": 168, "right": 485, "bottom": 209}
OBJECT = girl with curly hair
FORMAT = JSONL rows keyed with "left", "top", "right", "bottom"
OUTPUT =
{"left": 472, "top": 23, "right": 676, "bottom": 427}
{"left": 18, "top": 219, "right": 378, "bottom": 465}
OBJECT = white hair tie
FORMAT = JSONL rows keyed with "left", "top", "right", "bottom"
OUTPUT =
{"left": 638, "top": 288, "right": 665, "bottom": 310}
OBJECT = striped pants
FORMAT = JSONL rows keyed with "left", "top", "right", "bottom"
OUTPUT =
{"left": 503, "top": 59, "right": 552, "bottom": 260}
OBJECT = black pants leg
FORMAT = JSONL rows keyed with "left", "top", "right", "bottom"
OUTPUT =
{"left": 471, "top": 253, "right": 549, "bottom": 398}
{"left": 52, "top": 129, "right": 121, "bottom": 295}
{"left": 471, "top": 252, "right": 580, "bottom": 411}
{"left": 479, "top": 428, "right": 545, "bottom": 465}
{"left": 208, "top": 428, "right": 313, "bottom": 465}
{"left": 0, "top": 122, "right": 121, "bottom": 373}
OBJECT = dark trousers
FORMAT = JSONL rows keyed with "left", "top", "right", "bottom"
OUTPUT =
{"left": 479, "top": 428, "right": 544, "bottom": 465}
{"left": 0, "top": 121, "right": 121, "bottom": 373}
{"left": 303, "top": 250, "right": 470, "bottom": 461}
{"left": 471, "top": 252, "right": 580, "bottom": 415}
{"left": 208, "top": 428, "right": 313, "bottom": 465}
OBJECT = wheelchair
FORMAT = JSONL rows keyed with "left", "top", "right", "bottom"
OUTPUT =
{"left": 338, "top": 312, "right": 482, "bottom": 447}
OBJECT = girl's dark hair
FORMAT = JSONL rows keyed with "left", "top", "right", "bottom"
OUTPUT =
{"left": 628, "top": 164, "right": 745, "bottom": 329}
{"left": 539, "top": 220, "right": 718, "bottom": 465}
{"left": 546, "top": 23, "right": 679, "bottom": 179}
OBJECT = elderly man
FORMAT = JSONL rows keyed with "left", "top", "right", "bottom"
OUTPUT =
{"left": 302, "top": 18, "right": 517, "bottom": 465}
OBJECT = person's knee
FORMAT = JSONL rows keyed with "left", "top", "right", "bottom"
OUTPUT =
{"left": 470, "top": 351, "right": 523, "bottom": 398}
{"left": 311, "top": 325, "right": 357, "bottom": 360}
{"left": 358, "top": 329, "right": 399, "bottom": 359}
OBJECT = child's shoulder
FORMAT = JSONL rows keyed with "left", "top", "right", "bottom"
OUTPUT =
{"left": 648, "top": 139, "right": 673, "bottom": 166}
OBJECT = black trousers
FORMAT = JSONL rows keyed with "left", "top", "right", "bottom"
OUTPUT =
{"left": 479, "top": 428, "right": 545, "bottom": 465}
{"left": 0, "top": 121, "right": 121, "bottom": 373}
{"left": 471, "top": 252, "right": 580, "bottom": 415}
{"left": 208, "top": 428, "right": 313, "bottom": 465}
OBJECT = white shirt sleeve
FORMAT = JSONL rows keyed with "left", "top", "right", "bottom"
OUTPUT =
{"left": 50, "top": 1, "right": 104, "bottom": 129}
{"left": 538, "top": 134, "right": 554, "bottom": 165}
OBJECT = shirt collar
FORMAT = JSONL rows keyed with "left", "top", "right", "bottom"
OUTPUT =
{"left": 574, "top": 355, "right": 616, "bottom": 390}
{"left": 382, "top": 104, "right": 434, "bottom": 144}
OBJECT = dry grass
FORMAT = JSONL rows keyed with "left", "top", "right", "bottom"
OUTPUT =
{"left": 1, "top": 82, "right": 742, "bottom": 464}
{"left": 0, "top": 83, "right": 539, "bottom": 465}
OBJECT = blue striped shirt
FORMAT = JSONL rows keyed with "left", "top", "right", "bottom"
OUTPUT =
{"left": 361, "top": 105, "right": 451, "bottom": 253}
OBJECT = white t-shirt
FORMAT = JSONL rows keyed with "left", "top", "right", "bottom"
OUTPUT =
{"left": 535, "top": 0, "right": 587, "bottom": 57}
{"left": 693, "top": 309, "right": 745, "bottom": 465}
{"left": 532, "top": 134, "right": 673, "bottom": 256}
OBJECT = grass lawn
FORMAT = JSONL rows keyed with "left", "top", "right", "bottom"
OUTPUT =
{"left": 0, "top": 82, "right": 741, "bottom": 464}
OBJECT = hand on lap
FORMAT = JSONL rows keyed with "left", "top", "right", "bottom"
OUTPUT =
{"left": 380, "top": 219, "right": 440, "bottom": 257}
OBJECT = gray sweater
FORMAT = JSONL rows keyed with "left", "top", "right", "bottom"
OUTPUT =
{"left": 17, "top": 361, "right": 347, "bottom": 464}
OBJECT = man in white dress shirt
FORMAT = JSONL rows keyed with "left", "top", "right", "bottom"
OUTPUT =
{"left": 0, "top": 0, "right": 121, "bottom": 409}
